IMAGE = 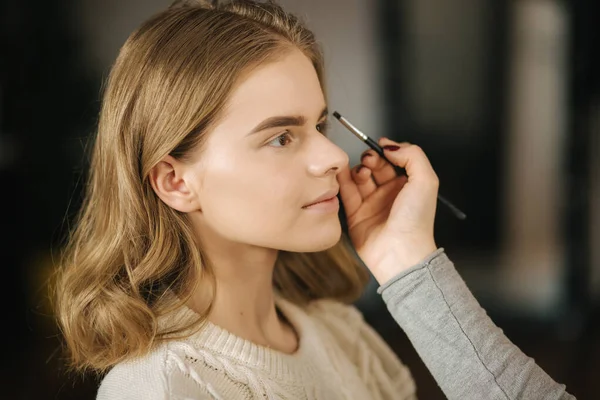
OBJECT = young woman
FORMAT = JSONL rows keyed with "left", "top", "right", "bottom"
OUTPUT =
{"left": 55, "top": 1, "right": 575, "bottom": 399}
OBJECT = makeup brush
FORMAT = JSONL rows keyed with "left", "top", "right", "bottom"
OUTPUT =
{"left": 333, "top": 111, "right": 466, "bottom": 220}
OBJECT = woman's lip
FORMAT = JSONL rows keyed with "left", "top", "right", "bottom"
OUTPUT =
{"left": 302, "top": 196, "right": 340, "bottom": 212}
{"left": 303, "top": 188, "right": 340, "bottom": 207}
{"left": 304, "top": 196, "right": 336, "bottom": 207}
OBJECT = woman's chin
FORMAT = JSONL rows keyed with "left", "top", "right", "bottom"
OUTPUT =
{"left": 295, "top": 223, "right": 343, "bottom": 252}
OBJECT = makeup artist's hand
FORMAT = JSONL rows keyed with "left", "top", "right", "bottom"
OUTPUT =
{"left": 337, "top": 138, "right": 439, "bottom": 285}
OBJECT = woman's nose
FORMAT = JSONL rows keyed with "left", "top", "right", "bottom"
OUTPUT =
{"left": 306, "top": 134, "right": 349, "bottom": 177}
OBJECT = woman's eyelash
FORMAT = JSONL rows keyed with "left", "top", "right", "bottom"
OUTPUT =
{"left": 268, "top": 131, "right": 294, "bottom": 147}
{"left": 266, "top": 121, "right": 329, "bottom": 148}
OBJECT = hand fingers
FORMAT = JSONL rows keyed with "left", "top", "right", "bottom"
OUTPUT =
{"left": 378, "top": 138, "right": 439, "bottom": 188}
{"left": 352, "top": 164, "right": 377, "bottom": 199}
{"left": 353, "top": 174, "right": 408, "bottom": 220}
{"left": 360, "top": 149, "right": 397, "bottom": 185}
{"left": 337, "top": 164, "right": 363, "bottom": 215}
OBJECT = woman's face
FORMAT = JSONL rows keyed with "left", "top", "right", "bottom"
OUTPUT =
{"left": 185, "top": 48, "right": 349, "bottom": 252}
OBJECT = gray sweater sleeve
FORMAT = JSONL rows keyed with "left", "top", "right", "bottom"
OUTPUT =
{"left": 376, "top": 248, "right": 575, "bottom": 400}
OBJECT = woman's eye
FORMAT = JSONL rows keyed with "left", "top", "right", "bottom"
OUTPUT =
{"left": 268, "top": 132, "right": 293, "bottom": 147}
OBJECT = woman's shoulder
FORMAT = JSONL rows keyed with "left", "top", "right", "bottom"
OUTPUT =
{"left": 97, "top": 344, "right": 171, "bottom": 400}
{"left": 307, "top": 297, "right": 365, "bottom": 323}
{"left": 96, "top": 338, "right": 236, "bottom": 400}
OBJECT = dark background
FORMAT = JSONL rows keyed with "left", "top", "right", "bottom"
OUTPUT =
{"left": 1, "top": 0, "right": 599, "bottom": 398}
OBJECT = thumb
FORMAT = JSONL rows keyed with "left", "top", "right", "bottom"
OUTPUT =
{"left": 336, "top": 164, "right": 362, "bottom": 216}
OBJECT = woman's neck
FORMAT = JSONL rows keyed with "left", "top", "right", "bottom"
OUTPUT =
{"left": 205, "top": 284, "right": 298, "bottom": 353}
{"left": 187, "top": 239, "right": 298, "bottom": 353}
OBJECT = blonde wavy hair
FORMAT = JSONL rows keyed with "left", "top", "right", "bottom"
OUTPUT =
{"left": 54, "top": 0, "right": 369, "bottom": 373}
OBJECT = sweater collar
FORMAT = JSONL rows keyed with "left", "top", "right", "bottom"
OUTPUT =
{"left": 175, "top": 294, "right": 322, "bottom": 381}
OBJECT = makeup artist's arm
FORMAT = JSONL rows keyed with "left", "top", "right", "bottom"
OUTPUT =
{"left": 376, "top": 248, "right": 575, "bottom": 400}
{"left": 337, "top": 138, "right": 575, "bottom": 399}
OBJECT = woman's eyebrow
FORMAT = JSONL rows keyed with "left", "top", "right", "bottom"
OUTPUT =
{"left": 246, "top": 107, "right": 328, "bottom": 136}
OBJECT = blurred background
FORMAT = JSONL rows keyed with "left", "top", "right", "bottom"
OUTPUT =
{"left": 1, "top": 0, "right": 599, "bottom": 398}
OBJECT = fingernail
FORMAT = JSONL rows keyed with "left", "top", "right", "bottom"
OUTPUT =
{"left": 361, "top": 153, "right": 372, "bottom": 161}
{"left": 356, "top": 164, "right": 364, "bottom": 173}
{"left": 383, "top": 145, "right": 400, "bottom": 151}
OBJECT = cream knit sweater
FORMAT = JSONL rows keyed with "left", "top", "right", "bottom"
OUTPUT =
{"left": 97, "top": 294, "right": 416, "bottom": 400}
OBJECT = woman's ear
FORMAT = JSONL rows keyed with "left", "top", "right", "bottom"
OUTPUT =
{"left": 149, "top": 155, "right": 200, "bottom": 213}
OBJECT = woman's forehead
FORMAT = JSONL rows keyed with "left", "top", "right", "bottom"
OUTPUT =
{"left": 222, "top": 50, "right": 325, "bottom": 124}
